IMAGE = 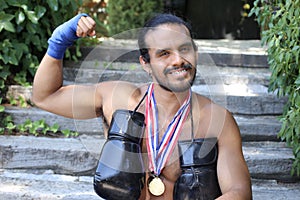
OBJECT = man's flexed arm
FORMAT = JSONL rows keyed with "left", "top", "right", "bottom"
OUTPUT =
{"left": 32, "top": 14, "right": 100, "bottom": 119}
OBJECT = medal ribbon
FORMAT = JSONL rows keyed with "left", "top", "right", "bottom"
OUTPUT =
{"left": 145, "top": 83, "right": 191, "bottom": 175}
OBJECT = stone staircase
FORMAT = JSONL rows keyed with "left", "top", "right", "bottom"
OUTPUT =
{"left": 1, "top": 39, "right": 300, "bottom": 199}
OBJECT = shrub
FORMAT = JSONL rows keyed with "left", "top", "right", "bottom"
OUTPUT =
{"left": 0, "top": 0, "right": 83, "bottom": 135}
{"left": 106, "top": 0, "right": 163, "bottom": 37}
{"left": 250, "top": 0, "right": 300, "bottom": 176}
{"left": 0, "top": 0, "right": 83, "bottom": 100}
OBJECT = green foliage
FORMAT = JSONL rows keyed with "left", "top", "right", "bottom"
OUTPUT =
{"left": 250, "top": 0, "right": 300, "bottom": 176}
{"left": 0, "top": 0, "right": 83, "bottom": 99}
{"left": 16, "top": 119, "right": 78, "bottom": 137}
{"left": 0, "top": 97, "right": 78, "bottom": 137}
{"left": 0, "top": 0, "right": 84, "bottom": 138}
{"left": 106, "top": 0, "right": 163, "bottom": 37}
{"left": 9, "top": 95, "right": 29, "bottom": 108}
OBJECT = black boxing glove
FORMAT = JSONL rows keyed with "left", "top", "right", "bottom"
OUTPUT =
{"left": 173, "top": 138, "right": 222, "bottom": 200}
{"left": 94, "top": 110, "right": 145, "bottom": 200}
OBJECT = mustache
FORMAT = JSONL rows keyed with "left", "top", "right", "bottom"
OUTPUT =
{"left": 164, "top": 63, "right": 193, "bottom": 74}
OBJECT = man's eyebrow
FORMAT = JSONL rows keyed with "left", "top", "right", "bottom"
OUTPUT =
{"left": 179, "top": 42, "right": 193, "bottom": 48}
{"left": 153, "top": 41, "right": 194, "bottom": 55}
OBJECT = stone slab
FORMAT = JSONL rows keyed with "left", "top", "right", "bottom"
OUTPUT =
{"left": 4, "top": 106, "right": 282, "bottom": 141}
{"left": 3, "top": 106, "right": 104, "bottom": 135}
{"left": 192, "top": 85, "right": 287, "bottom": 115}
{"left": 0, "top": 169, "right": 102, "bottom": 200}
{"left": 0, "top": 135, "right": 103, "bottom": 175}
{"left": 251, "top": 179, "right": 300, "bottom": 200}
{"left": 0, "top": 169, "right": 299, "bottom": 200}
{"left": 0, "top": 136, "right": 298, "bottom": 181}
{"left": 235, "top": 115, "right": 281, "bottom": 141}
{"left": 78, "top": 39, "right": 268, "bottom": 67}
{"left": 62, "top": 61, "right": 271, "bottom": 85}
{"left": 242, "top": 141, "right": 299, "bottom": 181}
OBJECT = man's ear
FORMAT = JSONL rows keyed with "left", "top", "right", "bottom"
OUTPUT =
{"left": 139, "top": 55, "right": 151, "bottom": 74}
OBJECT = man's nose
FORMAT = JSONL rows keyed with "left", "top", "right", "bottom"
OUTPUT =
{"left": 171, "top": 51, "right": 184, "bottom": 66}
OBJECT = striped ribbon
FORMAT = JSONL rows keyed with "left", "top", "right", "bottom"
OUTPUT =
{"left": 145, "top": 83, "right": 191, "bottom": 175}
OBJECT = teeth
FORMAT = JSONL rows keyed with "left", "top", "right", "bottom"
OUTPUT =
{"left": 171, "top": 69, "right": 186, "bottom": 74}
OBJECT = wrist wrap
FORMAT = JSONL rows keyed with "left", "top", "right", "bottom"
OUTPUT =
{"left": 46, "top": 13, "right": 88, "bottom": 59}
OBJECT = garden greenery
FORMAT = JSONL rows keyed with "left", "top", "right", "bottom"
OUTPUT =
{"left": 0, "top": 0, "right": 83, "bottom": 136}
{"left": 0, "top": 0, "right": 164, "bottom": 136}
{"left": 0, "top": 0, "right": 83, "bottom": 96}
{"left": 250, "top": 0, "right": 300, "bottom": 175}
{"left": 106, "top": 0, "right": 163, "bottom": 37}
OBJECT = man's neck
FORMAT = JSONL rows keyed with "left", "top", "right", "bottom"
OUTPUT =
{"left": 152, "top": 83, "right": 191, "bottom": 117}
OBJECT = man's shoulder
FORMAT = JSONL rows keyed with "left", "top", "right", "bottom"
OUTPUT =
{"left": 193, "top": 92, "right": 229, "bottom": 115}
{"left": 98, "top": 81, "right": 146, "bottom": 92}
{"left": 97, "top": 81, "right": 148, "bottom": 100}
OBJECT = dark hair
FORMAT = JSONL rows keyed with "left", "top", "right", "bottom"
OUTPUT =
{"left": 138, "top": 13, "right": 196, "bottom": 63}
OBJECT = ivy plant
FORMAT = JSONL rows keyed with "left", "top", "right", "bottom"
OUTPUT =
{"left": 0, "top": 0, "right": 83, "bottom": 98}
{"left": 0, "top": 0, "right": 83, "bottom": 137}
{"left": 250, "top": 0, "right": 300, "bottom": 176}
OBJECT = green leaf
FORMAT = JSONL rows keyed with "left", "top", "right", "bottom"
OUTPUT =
{"left": 292, "top": 46, "right": 300, "bottom": 51}
{"left": 14, "top": 43, "right": 28, "bottom": 60}
{"left": 15, "top": 11, "right": 25, "bottom": 25}
{"left": 47, "top": 0, "right": 59, "bottom": 11}
{"left": 20, "top": 4, "right": 29, "bottom": 11}
{"left": 35, "top": 6, "right": 46, "bottom": 20}
{"left": 295, "top": 76, "right": 300, "bottom": 85}
{"left": 8, "top": 51, "right": 18, "bottom": 65}
{"left": 0, "top": 12, "right": 14, "bottom": 21}
{"left": 3, "top": 22, "right": 16, "bottom": 32}
{"left": 7, "top": 0, "right": 27, "bottom": 7}
{"left": 0, "top": 12, "right": 16, "bottom": 32}
{"left": 0, "top": 70, "right": 11, "bottom": 79}
{"left": 26, "top": 10, "right": 38, "bottom": 24}
{"left": 60, "top": 0, "right": 70, "bottom": 7}
{"left": 0, "top": 1, "right": 8, "bottom": 10}
{"left": 61, "top": 129, "right": 71, "bottom": 137}
{"left": 6, "top": 122, "right": 16, "bottom": 130}
{"left": 0, "top": 105, "right": 5, "bottom": 112}
{"left": 50, "top": 123, "right": 60, "bottom": 133}
{"left": 25, "top": 22, "right": 36, "bottom": 33}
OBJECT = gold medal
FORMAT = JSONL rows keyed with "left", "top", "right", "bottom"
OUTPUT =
{"left": 148, "top": 176, "right": 165, "bottom": 196}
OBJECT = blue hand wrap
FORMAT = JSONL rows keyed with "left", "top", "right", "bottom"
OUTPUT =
{"left": 46, "top": 13, "right": 88, "bottom": 59}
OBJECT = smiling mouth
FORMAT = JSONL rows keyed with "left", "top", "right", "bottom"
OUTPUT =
{"left": 170, "top": 69, "right": 188, "bottom": 74}
{"left": 165, "top": 64, "right": 193, "bottom": 75}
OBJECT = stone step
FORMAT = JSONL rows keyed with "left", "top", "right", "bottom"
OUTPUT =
{"left": 6, "top": 83, "right": 287, "bottom": 117}
{"left": 192, "top": 84, "right": 287, "bottom": 115}
{"left": 74, "top": 39, "right": 268, "bottom": 68}
{"left": 0, "top": 135, "right": 298, "bottom": 182}
{"left": 236, "top": 115, "right": 281, "bottom": 141}
{"left": 225, "top": 94, "right": 285, "bottom": 115}
{"left": 0, "top": 169, "right": 299, "bottom": 200}
{"left": 0, "top": 169, "right": 101, "bottom": 200}
{"left": 4, "top": 106, "right": 281, "bottom": 141}
{"left": 62, "top": 61, "right": 271, "bottom": 86}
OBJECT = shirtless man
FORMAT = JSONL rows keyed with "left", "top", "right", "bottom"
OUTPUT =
{"left": 32, "top": 13, "right": 252, "bottom": 199}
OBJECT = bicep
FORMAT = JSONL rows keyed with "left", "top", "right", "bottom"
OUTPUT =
{"left": 37, "top": 84, "right": 103, "bottom": 119}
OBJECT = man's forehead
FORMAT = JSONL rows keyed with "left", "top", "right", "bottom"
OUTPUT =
{"left": 144, "top": 24, "right": 192, "bottom": 49}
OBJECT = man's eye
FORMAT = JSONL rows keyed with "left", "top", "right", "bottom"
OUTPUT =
{"left": 159, "top": 51, "right": 169, "bottom": 57}
{"left": 180, "top": 46, "right": 191, "bottom": 53}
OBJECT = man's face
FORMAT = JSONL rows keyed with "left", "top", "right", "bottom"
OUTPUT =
{"left": 143, "top": 23, "right": 198, "bottom": 92}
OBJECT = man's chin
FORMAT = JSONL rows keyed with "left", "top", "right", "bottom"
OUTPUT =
{"left": 158, "top": 82, "right": 193, "bottom": 93}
